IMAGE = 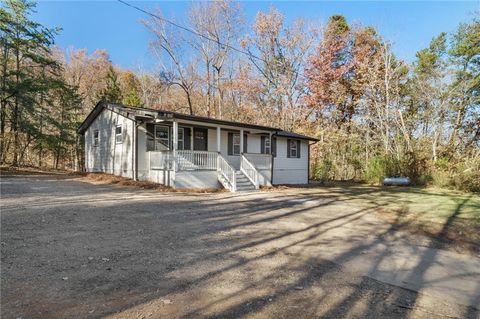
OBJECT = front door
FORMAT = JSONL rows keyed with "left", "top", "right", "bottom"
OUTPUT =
{"left": 193, "top": 128, "right": 208, "bottom": 151}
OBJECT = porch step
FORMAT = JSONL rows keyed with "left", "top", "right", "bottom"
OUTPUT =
{"left": 235, "top": 171, "right": 257, "bottom": 192}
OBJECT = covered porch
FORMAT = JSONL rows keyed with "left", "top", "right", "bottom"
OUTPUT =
{"left": 138, "top": 117, "right": 274, "bottom": 191}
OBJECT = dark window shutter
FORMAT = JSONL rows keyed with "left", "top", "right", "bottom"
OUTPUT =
{"left": 243, "top": 134, "right": 248, "bottom": 153}
{"left": 297, "top": 140, "right": 301, "bottom": 158}
{"left": 146, "top": 123, "right": 155, "bottom": 151}
{"left": 228, "top": 132, "right": 233, "bottom": 155}
{"left": 184, "top": 127, "right": 191, "bottom": 150}
{"left": 287, "top": 139, "right": 291, "bottom": 158}
{"left": 261, "top": 136, "right": 265, "bottom": 154}
{"left": 272, "top": 137, "right": 277, "bottom": 157}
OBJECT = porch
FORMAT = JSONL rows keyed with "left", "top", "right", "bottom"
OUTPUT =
{"left": 147, "top": 150, "right": 272, "bottom": 192}
{"left": 140, "top": 119, "right": 274, "bottom": 192}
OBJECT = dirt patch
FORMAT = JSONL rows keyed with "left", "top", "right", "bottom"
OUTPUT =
{"left": 82, "top": 172, "right": 226, "bottom": 193}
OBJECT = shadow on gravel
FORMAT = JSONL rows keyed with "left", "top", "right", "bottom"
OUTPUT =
{"left": 1, "top": 177, "right": 479, "bottom": 319}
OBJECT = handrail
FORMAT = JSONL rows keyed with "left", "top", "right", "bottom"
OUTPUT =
{"left": 217, "top": 154, "right": 236, "bottom": 192}
{"left": 240, "top": 154, "right": 259, "bottom": 189}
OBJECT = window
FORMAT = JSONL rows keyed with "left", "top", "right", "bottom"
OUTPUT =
{"left": 232, "top": 134, "right": 241, "bottom": 155}
{"left": 115, "top": 125, "right": 122, "bottom": 144}
{"left": 93, "top": 130, "right": 99, "bottom": 147}
{"left": 154, "top": 125, "right": 169, "bottom": 150}
{"left": 289, "top": 139, "right": 298, "bottom": 158}
{"left": 264, "top": 137, "right": 271, "bottom": 154}
{"left": 178, "top": 128, "right": 184, "bottom": 150}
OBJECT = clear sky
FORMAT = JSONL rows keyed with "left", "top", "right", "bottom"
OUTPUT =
{"left": 33, "top": 1, "right": 479, "bottom": 70}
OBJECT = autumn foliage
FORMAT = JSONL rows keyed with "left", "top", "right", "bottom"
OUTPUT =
{"left": 1, "top": 1, "right": 478, "bottom": 191}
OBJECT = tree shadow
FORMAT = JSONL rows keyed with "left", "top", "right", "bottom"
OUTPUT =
{"left": 1, "top": 179, "right": 479, "bottom": 319}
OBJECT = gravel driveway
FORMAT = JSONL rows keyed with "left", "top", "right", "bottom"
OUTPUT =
{"left": 1, "top": 175, "right": 479, "bottom": 319}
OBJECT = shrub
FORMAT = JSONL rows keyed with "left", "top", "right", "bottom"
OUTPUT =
{"left": 452, "top": 162, "right": 480, "bottom": 193}
{"left": 314, "top": 158, "right": 335, "bottom": 182}
{"left": 364, "top": 156, "right": 389, "bottom": 184}
{"left": 430, "top": 169, "right": 451, "bottom": 188}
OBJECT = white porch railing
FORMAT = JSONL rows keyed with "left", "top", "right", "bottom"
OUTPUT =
{"left": 244, "top": 153, "right": 272, "bottom": 170}
{"left": 240, "top": 155, "right": 259, "bottom": 189}
{"left": 149, "top": 151, "right": 174, "bottom": 170}
{"left": 176, "top": 150, "right": 217, "bottom": 170}
{"left": 217, "top": 154, "right": 236, "bottom": 192}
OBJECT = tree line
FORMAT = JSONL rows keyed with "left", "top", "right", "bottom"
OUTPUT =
{"left": 1, "top": 0, "right": 478, "bottom": 191}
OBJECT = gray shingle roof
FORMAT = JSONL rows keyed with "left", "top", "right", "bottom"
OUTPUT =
{"left": 78, "top": 101, "right": 319, "bottom": 141}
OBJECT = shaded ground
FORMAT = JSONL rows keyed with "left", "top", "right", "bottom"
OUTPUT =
{"left": 267, "top": 183, "right": 480, "bottom": 254}
{"left": 1, "top": 175, "right": 479, "bottom": 319}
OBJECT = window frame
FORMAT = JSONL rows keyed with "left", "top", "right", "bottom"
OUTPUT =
{"left": 289, "top": 139, "right": 298, "bottom": 158}
{"left": 93, "top": 129, "right": 99, "bottom": 147}
{"left": 177, "top": 127, "right": 184, "bottom": 150}
{"left": 232, "top": 133, "right": 241, "bottom": 156}
{"left": 115, "top": 125, "right": 123, "bottom": 144}
{"left": 264, "top": 136, "right": 271, "bottom": 154}
{"left": 154, "top": 125, "right": 170, "bottom": 151}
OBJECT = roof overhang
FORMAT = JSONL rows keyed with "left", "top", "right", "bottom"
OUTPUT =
{"left": 77, "top": 101, "right": 319, "bottom": 142}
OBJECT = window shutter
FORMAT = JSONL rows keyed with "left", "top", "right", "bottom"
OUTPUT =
{"left": 228, "top": 132, "right": 233, "bottom": 155}
{"left": 272, "top": 137, "right": 277, "bottom": 157}
{"left": 184, "top": 127, "right": 191, "bottom": 150}
{"left": 287, "top": 139, "right": 291, "bottom": 158}
{"left": 146, "top": 123, "right": 155, "bottom": 151}
{"left": 297, "top": 140, "right": 301, "bottom": 158}
{"left": 261, "top": 136, "right": 265, "bottom": 154}
{"left": 243, "top": 133, "right": 248, "bottom": 153}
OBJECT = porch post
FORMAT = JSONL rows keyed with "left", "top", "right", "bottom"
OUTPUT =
{"left": 172, "top": 120, "right": 178, "bottom": 171}
{"left": 216, "top": 126, "right": 221, "bottom": 153}
{"left": 240, "top": 129, "right": 244, "bottom": 155}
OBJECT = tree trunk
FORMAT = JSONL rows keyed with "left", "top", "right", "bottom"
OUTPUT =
{"left": 12, "top": 43, "right": 20, "bottom": 167}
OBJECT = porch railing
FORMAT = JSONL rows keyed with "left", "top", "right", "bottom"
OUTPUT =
{"left": 240, "top": 154, "right": 259, "bottom": 189}
{"left": 244, "top": 153, "right": 272, "bottom": 170}
{"left": 217, "top": 154, "right": 236, "bottom": 192}
{"left": 176, "top": 150, "right": 217, "bottom": 170}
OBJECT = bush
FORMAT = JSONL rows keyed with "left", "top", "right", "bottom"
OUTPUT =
{"left": 314, "top": 158, "right": 335, "bottom": 182}
{"left": 364, "top": 155, "right": 404, "bottom": 184}
{"left": 452, "top": 163, "right": 480, "bottom": 193}
{"left": 430, "top": 169, "right": 451, "bottom": 188}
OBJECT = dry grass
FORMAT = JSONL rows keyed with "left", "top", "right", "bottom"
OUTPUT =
{"left": 82, "top": 173, "right": 226, "bottom": 193}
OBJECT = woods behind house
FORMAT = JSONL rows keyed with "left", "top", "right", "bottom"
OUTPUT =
{"left": 1, "top": 0, "right": 479, "bottom": 191}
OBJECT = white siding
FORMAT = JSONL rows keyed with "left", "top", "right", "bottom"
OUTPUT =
{"left": 85, "top": 108, "right": 134, "bottom": 178}
{"left": 272, "top": 138, "right": 309, "bottom": 184}
{"left": 84, "top": 113, "right": 309, "bottom": 188}
{"left": 136, "top": 125, "right": 149, "bottom": 181}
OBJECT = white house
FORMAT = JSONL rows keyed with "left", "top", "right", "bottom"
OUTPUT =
{"left": 77, "top": 101, "right": 318, "bottom": 192}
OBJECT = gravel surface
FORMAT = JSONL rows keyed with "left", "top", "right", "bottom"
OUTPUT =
{"left": 1, "top": 175, "right": 479, "bottom": 319}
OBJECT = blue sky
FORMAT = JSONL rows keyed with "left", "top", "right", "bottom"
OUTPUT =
{"left": 33, "top": 1, "right": 479, "bottom": 69}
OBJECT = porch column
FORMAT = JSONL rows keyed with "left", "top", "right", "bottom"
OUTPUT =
{"left": 240, "top": 129, "right": 244, "bottom": 155}
{"left": 216, "top": 126, "right": 221, "bottom": 153}
{"left": 172, "top": 120, "right": 178, "bottom": 171}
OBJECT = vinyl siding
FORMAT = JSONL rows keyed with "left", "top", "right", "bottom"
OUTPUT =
{"left": 272, "top": 138, "right": 309, "bottom": 184}
{"left": 84, "top": 108, "right": 134, "bottom": 178}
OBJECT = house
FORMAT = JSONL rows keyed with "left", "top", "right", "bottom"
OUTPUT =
{"left": 77, "top": 101, "right": 319, "bottom": 192}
